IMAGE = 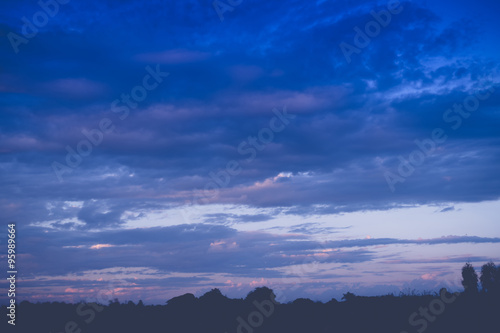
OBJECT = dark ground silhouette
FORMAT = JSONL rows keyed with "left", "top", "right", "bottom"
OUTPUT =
{"left": 2, "top": 263, "right": 499, "bottom": 332}
{"left": 2, "top": 289, "right": 499, "bottom": 332}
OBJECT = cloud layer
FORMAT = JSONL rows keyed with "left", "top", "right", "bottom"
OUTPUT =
{"left": 1, "top": 0, "right": 499, "bottom": 303}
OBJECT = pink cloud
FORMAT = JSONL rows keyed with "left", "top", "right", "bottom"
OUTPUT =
{"left": 90, "top": 244, "right": 115, "bottom": 250}
{"left": 421, "top": 273, "right": 439, "bottom": 280}
{"left": 209, "top": 240, "right": 239, "bottom": 252}
{"left": 249, "top": 278, "right": 268, "bottom": 287}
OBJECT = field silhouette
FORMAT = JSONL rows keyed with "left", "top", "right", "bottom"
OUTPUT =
{"left": 2, "top": 263, "right": 499, "bottom": 332}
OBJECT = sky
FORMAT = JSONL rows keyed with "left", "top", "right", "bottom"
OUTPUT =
{"left": 0, "top": 0, "right": 499, "bottom": 304}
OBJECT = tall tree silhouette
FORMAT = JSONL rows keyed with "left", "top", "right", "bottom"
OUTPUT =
{"left": 480, "top": 262, "right": 498, "bottom": 294}
{"left": 496, "top": 265, "right": 500, "bottom": 294}
{"left": 461, "top": 262, "right": 479, "bottom": 294}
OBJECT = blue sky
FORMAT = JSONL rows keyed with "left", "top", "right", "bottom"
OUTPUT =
{"left": 0, "top": 0, "right": 499, "bottom": 304}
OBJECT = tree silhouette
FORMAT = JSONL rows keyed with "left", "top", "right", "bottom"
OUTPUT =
{"left": 245, "top": 286, "right": 277, "bottom": 304}
{"left": 461, "top": 262, "right": 479, "bottom": 294}
{"left": 341, "top": 292, "right": 356, "bottom": 302}
{"left": 496, "top": 265, "right": 500, "bottom": 293}
{"left": 3, "top": 270, "right": 500, "bottom": 333}
{"left": 199, "top": 288, "right": 227, "bottom": 303}
{"left": 166, "top": 293, "right": 196, "bottom": 307}
{"left": 480, "top": 262, "right": 497, "bottom": 293}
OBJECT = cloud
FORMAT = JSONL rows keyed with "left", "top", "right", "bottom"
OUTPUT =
{"left": 90, "top": 244, "right": 116, "bottom": 250}
{"left": 1, "top": 0, "right": 500, "bottom": 303}
{"left": 288, "top": 223, "right": 351, "bottom": 235}
{"left": 17, "top": 222, "right": 500, "bottom": 279}
{"left": 42, "top": 78, "right": 108, "bottom": 99}
{"left": 323, "top": 235, "right": 500, "bottom": 249}
{"left": 203, "top": 213, "right": 274, "bottom": 224}
{"left": 439, "top": 206, "right": 455, "bottom": 213}
{"left": 136, "top": 49, "right": 210, "bottom": 64}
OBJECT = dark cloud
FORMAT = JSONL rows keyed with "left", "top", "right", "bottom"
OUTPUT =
{"left": 324, "top": 235, "right": 500, "bottom": 249}
{"left": 203, "top": 213, "right": 274, "bottom": 224}
{"left": 1, "top": 0, "right": 500, "bottom": 302}
{"left": 288, "top": 223, "right": 351, "bottom": 235}
{"left": 439, "top": 206, "right": 455, "bottom": 213}
{"left": 15, "top": 224, "right": 372, "bottom": 277}
{"left": 15, "top": 224, "right": 500, "bottom": 279}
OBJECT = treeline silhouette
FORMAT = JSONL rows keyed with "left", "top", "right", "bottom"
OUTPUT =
{"left": 2, "top": 262, "right": 499, "bottom": 332}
